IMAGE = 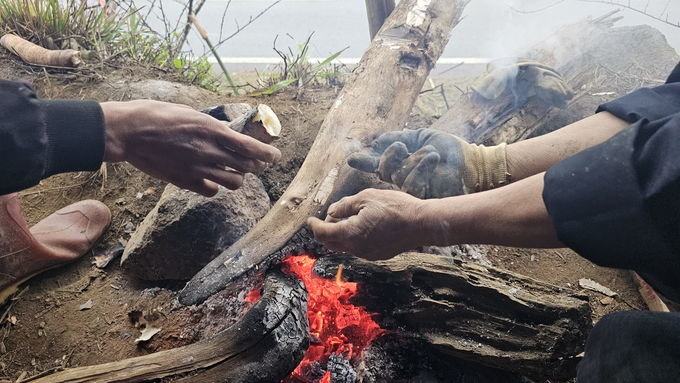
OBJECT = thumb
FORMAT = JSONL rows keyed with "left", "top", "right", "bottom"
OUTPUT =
{"left": 347, "top": 153, "right": 380, "bottom": 173}
{"left": 327, "top": 194, "right": 364, "bottom": 219}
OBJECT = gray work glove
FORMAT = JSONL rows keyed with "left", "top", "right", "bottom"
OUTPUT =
{"left": 347, "top": 129, "right": 508, "bottom": 199}
{"left": 472, "top": 59, "right": 573, "bottom": 108}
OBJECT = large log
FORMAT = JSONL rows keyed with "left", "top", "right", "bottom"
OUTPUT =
{"left": 180, "top": 0, "right": 472, "bottom": 306}
{"left": 24, "top": 269, "right": 308, "bottom": 383}
{"left": 314, "top": 253, "right": 592, "bottom": 381}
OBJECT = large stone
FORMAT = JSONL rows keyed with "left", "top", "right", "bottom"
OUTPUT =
{"left": 121, "top": 174, "right": 270, "bottom": 280}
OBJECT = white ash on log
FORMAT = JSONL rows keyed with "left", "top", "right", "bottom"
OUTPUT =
{"left": 180, "top": 0, "right": 473, "bottom": 307}
{"left": 314, "top": 253, "right": 591, "bottom": 381}
{"left": 24, "top": 269, "right": 309, "bottom": 383}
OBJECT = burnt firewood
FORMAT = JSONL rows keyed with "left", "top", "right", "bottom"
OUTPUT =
{"left": 314, "top": 253, "right": 591, "bottom": 381}
{"left": 25, "top": 269, "right": 309, "bottom": 383}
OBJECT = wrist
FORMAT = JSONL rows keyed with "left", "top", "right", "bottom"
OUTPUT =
{"left": 101, "top": 101, "right": 132, "bottom": 163}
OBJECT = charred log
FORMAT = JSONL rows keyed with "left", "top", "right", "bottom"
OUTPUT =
{"left": 25, "top": 269, "right": 308, "bottom": 383}
{"left": 180, "top": 0, "right": 472, "bottom": 306}
{"left": 314, "top": 253, "right": 591, "bottom": 381}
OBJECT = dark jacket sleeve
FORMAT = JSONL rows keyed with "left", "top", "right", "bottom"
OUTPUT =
{"left": 542, "top": 63, "right": 680, "bottom": 302}
{"left": 0, "top": 79, "right": 106, "bottom": 195}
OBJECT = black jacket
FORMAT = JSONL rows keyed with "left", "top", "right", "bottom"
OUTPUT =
{"left": 0, "top": 79, "right": 105, "bottom": 195}
{"left": 543, "top": 62, "right": 680, "bottom": 302}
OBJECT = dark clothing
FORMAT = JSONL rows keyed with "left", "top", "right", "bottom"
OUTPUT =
{"left": 543, "top": 63, "right": 680, "bottom": 382}
{"left": 577, "top": 311, "right": 680, "bottom": 382}
{"left": 0, "top": 79, "right": 105, "bottom": 195}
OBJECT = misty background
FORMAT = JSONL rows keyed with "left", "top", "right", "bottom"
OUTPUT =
{"left": 147, "top": 0, "right": 680, "bottom": 75}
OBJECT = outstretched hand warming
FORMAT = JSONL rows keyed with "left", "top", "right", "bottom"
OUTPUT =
{"left": 101, "top": 100, "right": 281, "bottom": 197}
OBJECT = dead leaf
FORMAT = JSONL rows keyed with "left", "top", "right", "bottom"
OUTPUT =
{"left": 8, "top": 316, "right": 16, "bottom": 325}
{"left": 79, "top": 299, "right": 93, "bottom": 311}
{"left": 600, "top": 297, "right": 615, "bottom": 305}
{"left": 143, "top": 187, "right": 157, "bottom": 196}
{"left": 92, "top": 243, "right": 125, "bottom": 268}
{"left": 134, "top": 326, "right": 161, "bottom": 343}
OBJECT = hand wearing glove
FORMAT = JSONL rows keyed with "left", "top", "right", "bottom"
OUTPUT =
{"left": 347, "top": 129, "right": 508, "bottom": 199}
{"left": 472, "top": 59, "right": 574, "bottom": 109}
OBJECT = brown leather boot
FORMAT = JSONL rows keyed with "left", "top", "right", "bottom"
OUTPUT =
{"left": 0, "top": 193, "right": 111, "bottom": 304}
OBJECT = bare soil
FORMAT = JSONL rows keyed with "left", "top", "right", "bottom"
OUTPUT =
{"left": 0, "top": 52, "right": 647, "bottom": 382}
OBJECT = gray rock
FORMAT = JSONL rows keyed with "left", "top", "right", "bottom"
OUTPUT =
{"left": 121, "top": 174, "right": 270, "bottom": 280}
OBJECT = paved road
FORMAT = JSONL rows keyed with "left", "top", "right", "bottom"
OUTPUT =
{"left": 152, "top": 0, "right": 680, "bottom": 76}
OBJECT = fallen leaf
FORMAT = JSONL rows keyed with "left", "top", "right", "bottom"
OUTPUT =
{"left": 79, "top": 299, "right": 93, "bottom": 311}
{"left": 92, "top": 243, "right": 125, "bottom": 269}
{"left": 134, "top": 326, "right": 161, "bottom": 343}
{"left": 8, "top": 316, "right": 16, "bottom": 325}
{"left": 143, "top": 187, "right": 157, "bottom": 196}
{"left": 600, "top": 297, "right": 615, "bottom": 305}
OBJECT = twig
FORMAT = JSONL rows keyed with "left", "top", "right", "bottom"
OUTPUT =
{"left": 577, "top": 0, "right": 680, "bottom": 28}
{"left": 189, "top": 14, "right": 239, "bottom": 95}
{"left": 438, "top": 61, "right": 464, "bottom": 75}
{"left": 212, "top": 0, "right": 282, "bottom": 49}
{"left": 20, "top": 172, "right": 99, "bottom": 196}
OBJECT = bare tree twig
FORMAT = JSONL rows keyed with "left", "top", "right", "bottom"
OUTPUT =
{"left": 213, "top": 0, "right": 282, "bottom": 50}
{"left": 660, "top": 0, "right": 671, "bottom": 17}
{"left": 576, "top": 0, "right": 680, "bottom": 28}
{"left": 509, "top": 0, "right": 679, "bottom": 28}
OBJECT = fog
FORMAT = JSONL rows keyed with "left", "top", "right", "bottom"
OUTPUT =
{"left": 144, "top": 0, "right": 679, "bottom": 72}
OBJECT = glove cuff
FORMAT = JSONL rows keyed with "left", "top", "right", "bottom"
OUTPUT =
{"left": 462, "top": 142, "right": 508, "bottom": 193}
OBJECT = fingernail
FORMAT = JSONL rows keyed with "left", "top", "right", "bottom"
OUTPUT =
{"left": 271, "top": 148, "right": 282, "bottom": 163}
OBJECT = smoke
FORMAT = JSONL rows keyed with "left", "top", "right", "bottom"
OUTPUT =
{"left": 446, "top": 0, "right": 680, "bottom": 60}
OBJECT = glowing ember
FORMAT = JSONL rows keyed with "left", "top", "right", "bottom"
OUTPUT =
{"left": 281, "top": 252, "right": 383, "bottom": 383}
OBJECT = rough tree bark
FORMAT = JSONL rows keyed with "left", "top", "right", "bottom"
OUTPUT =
{"left": 314, "top": 253, "right": 592, "bottom": 381}
{"left": 24, "top": 269, "right": 308, "bottom": 383}
{"left": 180, "top": 0, "right": 472, "bottom": 306}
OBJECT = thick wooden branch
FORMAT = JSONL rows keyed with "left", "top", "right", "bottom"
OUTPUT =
{"left": 180, "top": 0, "right": 472, "bottom": 306}
{"left": 25, "top": 269, "right": 308, "bottom": 383}
{"left": 0, "top": 34, "right": 82, "bottom": 68}
{"left": 314, "top": 253, "right": 592, "bottom": 380}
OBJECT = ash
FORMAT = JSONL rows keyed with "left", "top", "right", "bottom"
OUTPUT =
{"left": 328, "top": 353, "right": 357, "bottom": 383}
{"left": 356, "top": 333, "right": 519, "bottom": 383}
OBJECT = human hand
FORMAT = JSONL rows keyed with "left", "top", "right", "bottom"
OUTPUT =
{"left": 307, "top": 189, "right": 429, "bottom": 260}
{"left": 101, "top": 100, "right": 281, "bottom": 197}
{"left": 347, "top": 129, "right": 508, "bottom": 198}
{"left": 471, "top": 59, "right": 573, "bottom": 108}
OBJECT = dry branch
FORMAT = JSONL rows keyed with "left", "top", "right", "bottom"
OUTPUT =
{"left": 0, "top": 35, "right": 82, "bottom": 68}
{"left": 25, "top": 269, "right": 308, "bottom": 383}
{"left": 180, "top": 0, "right": 472, "bottom": 306}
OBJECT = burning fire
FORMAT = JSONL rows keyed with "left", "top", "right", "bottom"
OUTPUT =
{"left": 280, "top": 252, "right": 383, "bottom": 383}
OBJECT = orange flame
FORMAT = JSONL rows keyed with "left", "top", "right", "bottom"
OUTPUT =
{"left": 280, "top": 252, "right": 383, "bottom": 382}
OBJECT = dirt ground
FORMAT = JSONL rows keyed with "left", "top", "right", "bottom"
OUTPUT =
{"left": 0, "top": 52, "right": 650, "bottom": 382}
